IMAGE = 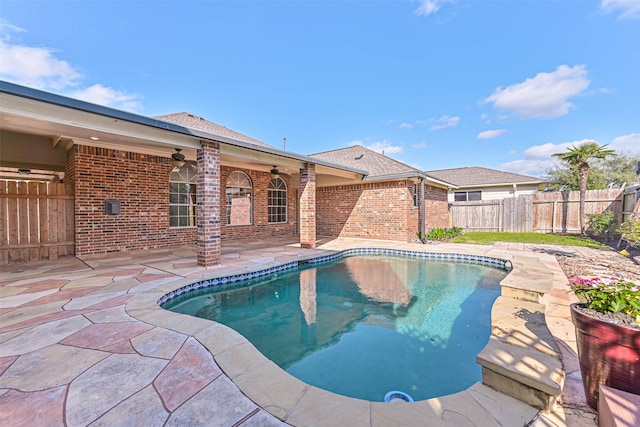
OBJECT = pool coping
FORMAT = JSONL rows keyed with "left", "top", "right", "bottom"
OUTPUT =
{"left": 125, "top": 246, "right": 549, "bottom": 426}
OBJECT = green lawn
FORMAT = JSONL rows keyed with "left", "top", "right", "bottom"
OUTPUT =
{"left": 449, "top": 232, "right": 608, "bottom": 248}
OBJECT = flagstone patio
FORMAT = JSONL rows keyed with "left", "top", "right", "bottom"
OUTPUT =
{"left": 0, "top": 237, "right": 597, "bottom": 426}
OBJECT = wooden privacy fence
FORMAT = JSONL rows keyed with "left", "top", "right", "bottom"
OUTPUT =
{"left": 0, "top": 180, "right": 74, "bottom": 264}
{"left": 450, "top": 189, "right": 624, "bottom": 233}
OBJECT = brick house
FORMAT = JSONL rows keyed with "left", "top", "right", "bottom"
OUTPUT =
{"left": 0, "top": 81, "right": 451, "bottom": 265}
{"left": 310, "top": 146, "right": 451, "bottom": 241}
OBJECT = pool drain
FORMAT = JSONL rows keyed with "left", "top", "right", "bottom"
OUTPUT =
{"left": 384, "top": 391, "right": 414, "bottom": 403}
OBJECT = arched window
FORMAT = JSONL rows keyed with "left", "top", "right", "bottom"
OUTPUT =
{"left": 169, "top": 164, "right": 197, "bottom": 227}
{"left": 226, "top": 171, "right": 253, "bottom": 225}
{"left": 268, "top": 177, "right": 287, "bottom": 223}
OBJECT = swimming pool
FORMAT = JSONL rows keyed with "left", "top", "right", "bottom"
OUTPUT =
{"left": 163, "top": 251, "right": 508, "bottom": 402}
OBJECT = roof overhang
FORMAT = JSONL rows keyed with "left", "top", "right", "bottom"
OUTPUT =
{"left": 360, "top": 172, "right": 456, "bottom": 190}
{"left": 451, "top": 181, "right": 545, "bottom": 189}
{"left": 0, "top": 81, "right": 367, "bottom": 184}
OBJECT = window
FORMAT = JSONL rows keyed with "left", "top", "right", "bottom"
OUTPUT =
{"left": 226, "top": 171, "right": 253, "bottom": 225}
{"left": 454, "top": 191, "right": 482, "bottom": 202}
{"left": 268, "top": 177, "right": 287, "bottom": 223}
{"left": 170, "top": 164, "right": 197, "bottom": 227}
{"left": 413, "top": 183, "right": 419, "bottom": 207}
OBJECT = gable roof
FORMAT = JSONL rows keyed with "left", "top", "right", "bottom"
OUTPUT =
{"left": 155, "top": 112, "right": 272, "bottom": 147}
{"left": 424, "top": 166, "right": 544, "bottom": 188}
{"left": 310, "top": 145, "right": 422, "bottom": 180}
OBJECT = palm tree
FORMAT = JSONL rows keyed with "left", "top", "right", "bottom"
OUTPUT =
{"left": 552, "top": 141, "right": 615, "bottom": 234}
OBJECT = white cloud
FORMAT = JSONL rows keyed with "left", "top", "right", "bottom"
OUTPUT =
{"left": 429, "top": 115, "right": 460, "bottom": 131}
{"left": 522, "top": 141, "right": 578, "bottom": 159}
{"left": 499, "top": 136, "right": 639, "bottom": 177}
{"left": 0, "top": 20, "right": 26, "bottom": 36}
{"left": 500, "top": 140, "right": 586, "bottom": 176}
{"left": 499, "top": 159, "right": 548, "bottom": 176}
{"left": 609, "top": 133, "right": 640, "bottom": 153}
{"left": 484, "top": 65, "right": 590, "bottom": 119}
{"left": 400, "top": 122, "right": 414, "bottom": 129}
{"left": 0, "top": 21, "right": 142, "bottom": 111}
{"left": 601, "top": 0, "right": 640, "bottom": 19}
{"left": 0, "top": 39, "right": 82, "bottom": 90}
{"left": 414, "top": 0, "right": 454, "bottom": 16}
{"left": 348, "top": 139, "right": 403, "bottom": 155}
{"left": 599, "top": 87, "right": 616, "bottom": 94}
{"left": 367, "top": 140, "right": 404, "bottom": 154}
{"left": 70, "top": 84, "right": 142, "bottom": 111}
{"left": 477, "top": 129, "right": 507, "bottom": 140}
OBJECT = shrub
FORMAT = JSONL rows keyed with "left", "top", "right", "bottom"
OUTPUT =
{"left": 618, "top": 215, "right": 640, "bottom": 247}
{"left": 585, "top": 210, "right": 618, "bottom": 237}
{"left": 426, "top": 227, "right": 462, "bottom": 241}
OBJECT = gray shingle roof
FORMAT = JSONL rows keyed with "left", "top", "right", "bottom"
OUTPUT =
{"left": 155, "top": 112, "right": 271, "bottom": 147}
{"left": 424, "top": 167, "right": 544, "bottom": 187}
{"left": 310, "top": 145, "right": 421, "bottom": 179}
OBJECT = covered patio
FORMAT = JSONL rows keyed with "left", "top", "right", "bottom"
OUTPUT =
{"left": 0, "top": 236, "right": 596, "bottom": 426}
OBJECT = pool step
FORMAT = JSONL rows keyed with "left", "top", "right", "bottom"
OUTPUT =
{"left": 477, "top": 296, "right": 564, "bottom": 412}
{"left": 499, "top": 256, "right": 554, "bottom": 303}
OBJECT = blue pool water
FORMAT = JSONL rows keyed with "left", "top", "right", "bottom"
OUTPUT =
{"left": 165, "top": 254, "right": 506, "bottom": 402}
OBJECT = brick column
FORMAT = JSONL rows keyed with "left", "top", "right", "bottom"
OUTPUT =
{"left": 299, "top": 163, "right": 316, "bottom": 248}
{"left": 197, "top": 141, "right": 221, "bottom": 266}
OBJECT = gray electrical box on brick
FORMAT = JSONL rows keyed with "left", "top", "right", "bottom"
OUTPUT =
{"left": 105, "top": 200, "right": 121, "bottom": 215}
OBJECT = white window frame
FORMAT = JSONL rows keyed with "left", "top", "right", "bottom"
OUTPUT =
{"left": 268, "top": 177, "right": 288, "bottom": 224}
{"left": 169, "top": 164, "right": 197, "bottom": 227}
{"left": 225, "top": 171, "right": 253, "bottom": 226}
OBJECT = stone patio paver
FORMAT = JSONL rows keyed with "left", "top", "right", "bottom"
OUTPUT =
{"left": 0, "top": 307, "right": 85, "bottom": 334}
{"left": 0, "top": 343, "right": 108, "bottom": 391}
{"left": 0, "top": 288, "right": 59, "bottom": 308}
{"left": 165, "top": 376, "right": 259, "bottom": 427}
{"left": 62, "top": 275, "right": 115, "bottom": 290}
{"left": 0, "top": 386, "right": 67, "bottom": 427}
{"left": 84, "top": 305, "right": 135, "bottom": 323}
{"left": 1, "top": 315, "right": 91, "bottom": 356}
{"left": 60, "top": 321, "right": 154, "bottom": 351}
{"left": 88, "top": 385, "right": 169, "bottom": 427}
{"left": 62, "top": 291, "right": 127, "bottom": 310}
{"left": 154, "top": 336, "right": 223, "bottom": 411}
{"left": 131, "top": 326, "right": 187, "bottom": 359}
{"left": 66, "top": 353, "right": 168, "bottom": 427}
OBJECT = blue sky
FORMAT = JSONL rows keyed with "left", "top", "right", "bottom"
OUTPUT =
{"left": 1, "top": 0, "right": 639, "bottom": 176}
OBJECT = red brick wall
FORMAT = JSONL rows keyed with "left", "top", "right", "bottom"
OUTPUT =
{"left": 73, "top": 147, "right": 299, "bottom": 255}
{"left": 424, "top": 184, "right": 449, "bottom": 230}
{"left": 73, "top": 145, "right": 196, "bottom": 255}
{"left": 317, "top": 180, "right": 419, "bottom": 241}
{"left": 220, "top": 167, "right": 297, "bottom": 240}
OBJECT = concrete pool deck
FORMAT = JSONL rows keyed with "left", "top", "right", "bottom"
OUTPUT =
{"left": 0, "top": 237, "right": 598, "bottom": 426}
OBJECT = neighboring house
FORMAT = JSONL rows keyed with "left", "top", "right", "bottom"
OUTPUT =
{"left": 425, "top": 167, "right": 545, "bottom": 203}
{"left": 0, "top": 81, "right": 451, "bottom": 265}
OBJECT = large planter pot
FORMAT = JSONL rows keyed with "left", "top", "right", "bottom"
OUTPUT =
{"left": 570, "top": 303, "right": 640, "bottom": 409}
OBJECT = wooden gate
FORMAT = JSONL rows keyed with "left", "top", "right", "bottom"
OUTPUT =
{"left": 0, "top": 180, "right": 74, "bottom": 264}
{"left": 449, "top": 196, "right": 535, "bottom": 232}
{"left": 502, "top": 195, "right": 534, "bottom": 232}
{"left": 449, "top": 199, "right": 502, "bottom": 231}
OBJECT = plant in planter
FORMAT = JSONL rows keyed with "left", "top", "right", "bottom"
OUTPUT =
{"left": 569, "top": 275, "right": 640, "bottom": 409}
